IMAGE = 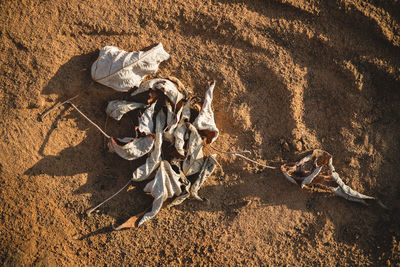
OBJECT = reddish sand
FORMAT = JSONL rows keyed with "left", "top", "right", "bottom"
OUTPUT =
{"left": 1, "top": 0, "right": 399, "bottom": 265}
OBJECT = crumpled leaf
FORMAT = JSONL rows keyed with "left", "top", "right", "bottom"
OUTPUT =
{"left": 190, "top": 154, "right": 218, "bottom": 201}
{"left": 139, "top": 160, "right": 182, "bottom": 226}
{"left": 174, "top": 101, "right": 191, "bottom": 156}
{"left": 131, "top": 78, "right": 184, "bottom": 105}
{"left": 182, "top": 123, "right": 204, "bottom": 176}
{"left": 131, "top": 132, "right": 162, "bottom": 182}
{"left": 193, "top": 82, "right": 219, "bottom": 144}
{"left": 91, "top": 43, "right": 170, "bottom": 92}
{"left": 108, "top": 135, "right": 154, "bottom": 161}
{"left": 155, "top": 108, "right": 167, "bottom": 133}
{"left": 163, "top": 101, "right": 183, "bottom": 143}
{"left": 132, "top": 110, "right": 166, "bottom": 181}
{"left": 138, "top": 101, "right": 157, "bottom": 135}
{"left": 281, "top": 149, "right": 386, "bottom": 207}
{"left": 106, "top": 100, "right": 145, "bottom": 121}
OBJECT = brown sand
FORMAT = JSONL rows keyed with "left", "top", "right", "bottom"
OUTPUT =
{"left": 1, "top": 0, "right": 400, "bottom": 265}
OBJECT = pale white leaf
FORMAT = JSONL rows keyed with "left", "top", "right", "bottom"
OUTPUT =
{"left": 182, "top": 123, "right": 204, "bottom": 176}
{"left": 190, "top": 154, "right": 218, "bottom": 201}
{"left": 131, "top": 132, "right": 163, "bottom": 182}
{"left": 327, "top": 158, "right": 376, "bottom": 204}
{"left": 132, "top": 78, "right": 184, "bottom": 105}
{"left": 138, "top": 101, "right": 157, "bottom": 135}
{"left": 139, "top": 161, "right": 182, "bottom": 226}
{"left": 108, "top": 136, "right": 154, "bottom": 161}
{"left": 155, "top": 109, "right": 167, "bottom": 133}
{"left": 164, "top": 103, "right": 183, "bottom": 143}
{"left": 106, "top": 100, "right": 144, "bottom": 121}
{"left": 193, "top": 82, "right": 219, "bottom": 143}
{"left": 91, "top": 43, "right": 170, "bottom": 92}
{"left": 173, "top": 101, "right": 191, "bottom": 155}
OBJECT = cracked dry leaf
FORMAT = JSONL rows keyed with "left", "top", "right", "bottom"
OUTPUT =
{"left": 138, "top": 101, "right": 157, "bottom": 135}
{"left": 139, "top": 160, "right": 182, "bottom": 226}
{"left": 91, "top": 43, "right": 170, "bottom": 92}
{"left": 131, "top": 132, "right": 162, "bottom": 182}
{"left": 108, "top": 136, "right": 154, "bottom": 161}
{"left": 193, "top": 81, "right": 219, "bottom": 144}
{"left": 106, "top": 100, "right": 145, "bottom": 121}
{"left": 182, "top": 123, "right": 204, "bottom": 176}
{"left": 281, "top": 149, "right": 386, "bottom": 207}
{"left": 131, "top": 78, "right": 184, "bottom": 105}
{"left": 191, "top": 154, "right": 218, "bottom": 201}
{"left": 174, "top": 101, "right": 191, "bottom": 156}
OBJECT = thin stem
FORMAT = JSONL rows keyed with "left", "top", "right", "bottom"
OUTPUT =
{"left": 210, "top": 144, "right": 276, "bottom": 169}
{"left": 87, "top": 180, "right": 132, "bottom": 216}
{"left": 39, "top": 95, "right": 79, "bottom": 121}
{"left": 66, "top": 101, "right": 111, "bottom": 139}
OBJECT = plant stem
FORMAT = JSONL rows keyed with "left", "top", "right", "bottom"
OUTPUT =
{"left": 210, "top": 144, "right": 276, "bottom": 169}
{"left": 67, "top": 101, "right": 111, "bottom": 139}
{"left": 87, "top": 180, "right": 132, "bottom": 216}
{"left": 39, "top": 95, "right": 79, "bottom": 121}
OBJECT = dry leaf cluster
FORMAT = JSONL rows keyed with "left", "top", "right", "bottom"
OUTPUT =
{"left": 92, "top": 43, "right": 220, "bottom": 227}
{"left": 42, "top": 43, "right": 387, "bottom": 230}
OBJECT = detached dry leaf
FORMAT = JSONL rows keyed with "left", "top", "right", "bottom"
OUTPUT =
{"left": 139, "top": 161, "right": 182, "bottom": 226}
{"left": 106, "top": 100, "right": 144, "bottom": 121}
{"left": 91, "top": 43, "right": 170, "bottom": 92}
{"left": 114, "top": 211, "right": 146, "bottom": 230}
{"left": 182, "top": 123, "right": 204, "bottom": 176}
{"left": 191, "top": 154, "right": 218, "bottom": 201}
{"left": 174, "top": 101, "right": 191, "bottom": 156}
{"left": 281, "top": 149, "right": 386, "bottom": 207}
{"left": 132, "top": 78, "right": 184, "bottom": 105}
{"left": 131, "top": 132, "right": 162, "bottom": 182}
{"left": 164, "top": 102, "right": 182, "bottom": 143}
{"left": 108, "top": 136, "right": 154, "bottom": 161}
{"left": 193, "top": 81, "right": 219, "bottom": 144}
{"left": 138, "top": 101, "right": 157, "bottom": 135}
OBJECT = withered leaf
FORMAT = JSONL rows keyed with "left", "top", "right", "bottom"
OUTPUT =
{"left": 155, "top": 108, "right": 167, "bottom": 133}
{"left": 138, "top": 101, "right": 157, "bottom": 135}
{"left": 108, "top": 136, "right": 154, "bottom": 161}
{"left": 164, "top": 102, "right": 183, "bottom": 143}
{"left": 132, "top": 78, "right": 184, "bottom": 105}
{"left": 114, "top": 211, "right": 146, "bottom": 230}
{"left": 281, "top": 149, "right": 386, "bottom": 207}
{"left": 174, "top": 101, "right": 191, "bottom": 156}
{"left": 106, "top": 100, "right": 145, "bottom": 121}
{"left": 182, "top": 123, "right": 204, "bottom": 176}
{"left": 193, "top": 82, "right": 219, "bottom": 144}
{"left": 131, "top": 132, "right": 162, "bottom": 182}
{"left": 91, "top": 43, "right": 170, "bottom": 92}
{"left": 190, "top": 154, "right": 218, "bottom": 201}
{"left": 139, "top": 161, "right": 182, "bottom": 226}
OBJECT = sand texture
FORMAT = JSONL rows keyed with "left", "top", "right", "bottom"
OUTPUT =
{"left": 1, "top": 0, "right": 400, "bottom": 265}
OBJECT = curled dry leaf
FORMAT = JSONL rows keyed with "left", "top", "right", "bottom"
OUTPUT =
{"left": 155, "top": 108, "right": 167, "bottom": 133}
{"left": 164, "top": 102, "right": 183, "bottom": 143}
{"left": 281, "top": 149, "right": 386, "bottom": 207}
{"left": 174, "top": 101, "right": 191, "bottom": 156}
{"left": 131, "top": 132, "right": 163, "bottom": 182}
{"left": 132, "top": 78, "right": 184, "bottom": 105}
{"left": 108, "top": 136, "right": 154, "bottom": 161}
{"left": 191, "top": 154, "right": 218, "bottom": 201}
{"left": 139, "top": 160, "right": 182, "bottom": 226}
{"left": 138, "top": 101, "right": 157, "bottom": 135}
{"left": 106, "top": 100, "right": 144, "bottom": 121}
{"left": 193, "top": 81, "right": 219, "bottom": 144}
{"left": 182, "top": 123, "right": 204, "bottom": 176}
{"left": 91, "top": 43, "right": 170, "bottom": 92}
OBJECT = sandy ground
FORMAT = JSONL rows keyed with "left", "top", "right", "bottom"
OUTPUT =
{"left": 1, "top": 0, "right": 400, "bottom": 265}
